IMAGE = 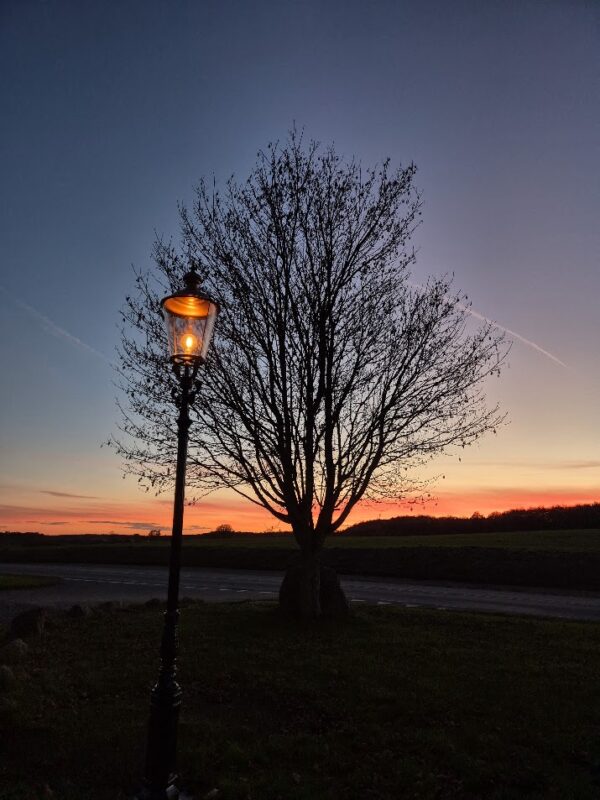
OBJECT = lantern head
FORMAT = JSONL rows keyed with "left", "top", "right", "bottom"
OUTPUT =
{"left": 160, "top": 269, "right": 219, "bottom": 366}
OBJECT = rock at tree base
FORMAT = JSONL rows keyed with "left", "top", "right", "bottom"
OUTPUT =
{"left": 0, "top": 638, "right": 28, "bottom": 664}
{"left": 10, "top": 607, "right": 47, "bottom": 639}
{"left": 279, "top": 564, "right": 350, "bottom": 619}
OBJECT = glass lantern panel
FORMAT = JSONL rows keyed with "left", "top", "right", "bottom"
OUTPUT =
{"left": 162, "top": 297, "right": 218, "bottom": 364}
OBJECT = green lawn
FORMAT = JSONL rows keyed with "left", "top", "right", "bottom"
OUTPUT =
{"left": 0, "top": 574, "right": 59, "bottom": 591}
{"left": 4, "top": 530, "right": 600, "bottom": 591}
{"left": 181, "top": 529, "right": 600, "bottom": 551}
{"left": 329, "top": 528, "right": 600, "bottom": 551}
{"left": 3, "top": 529, "right": 600, "bottom": 555}
{"left": 1, "top": 602, "right": 600, "bottom": 799}
{"left": 126, "top": 528, "right": 600, "bottom": 551}
{"left": 180, "top": 528, "right": 600, "bottom": 552}
{"left": 159, "top": 534, "right": 295, "bottom": 549}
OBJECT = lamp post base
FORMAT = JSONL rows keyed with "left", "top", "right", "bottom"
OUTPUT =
{"left": 136, "top": 673, "right": 182, "bottom": 799}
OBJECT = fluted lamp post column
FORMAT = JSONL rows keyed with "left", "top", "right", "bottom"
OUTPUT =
{"left": 137, "top": 267, "right": 219, "bottom": 800}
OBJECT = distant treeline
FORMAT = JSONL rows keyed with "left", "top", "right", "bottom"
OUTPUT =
{"left": 341, "top": 503, "right": 600, "bottom": 537}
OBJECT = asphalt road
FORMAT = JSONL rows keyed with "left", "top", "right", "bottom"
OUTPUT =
{"left": 2, "top": 562, "right": 600, "bottom": 623}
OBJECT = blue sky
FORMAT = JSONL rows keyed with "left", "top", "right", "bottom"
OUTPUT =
{"left": 1, "top": 0, "right": 598, "bottom": 532}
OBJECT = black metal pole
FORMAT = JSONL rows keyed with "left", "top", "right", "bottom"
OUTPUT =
{"left": 137, "top": 365, "right": 193, "bottom": 800}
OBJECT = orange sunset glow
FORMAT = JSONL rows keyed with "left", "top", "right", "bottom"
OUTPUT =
{"left": 2, "top": 483, "right": 599, "bottom": 536}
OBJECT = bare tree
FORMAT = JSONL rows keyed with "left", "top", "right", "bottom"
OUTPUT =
{"left": 111, "top": 132, "right": 507, "bottom": 619}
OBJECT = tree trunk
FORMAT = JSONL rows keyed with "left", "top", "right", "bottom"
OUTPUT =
{"left": 279, "top": 542, "right": 350, "bottom": 621}
{"left": 297, "top": 549, "right": 321, "bottom": 620}
{"left": 278, "top": 544, "right": 322, "bottom": 620}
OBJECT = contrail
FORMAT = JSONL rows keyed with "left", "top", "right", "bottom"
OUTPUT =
{"left": 462, "top": 305, "right": 568, "bottom": 369}
{"left": 407, "top": 279, "right": 568, "bottom": 369}
{"left": 0, "top": 283, "right": 112, "bottom": 365}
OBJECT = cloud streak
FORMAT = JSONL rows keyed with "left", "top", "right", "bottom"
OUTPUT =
{"left": 0, "top": 283, "right": 112, "bottom": 365}
{"left": 469, "top": 459, "right": 600, "bottom": 471}
{"left": 40, "top": 490, "right": 100, "bottom": 499}
{"left": 85, "top": 519, "right": 163, "bottom": 530}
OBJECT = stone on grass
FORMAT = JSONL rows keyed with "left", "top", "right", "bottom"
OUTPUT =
{"left": 0, "top": 665, "right": 16, "bottom": 693}
{"left": 319, "top": 566, "right": 351, "bottom": 618}
{"left": 0, "top": 638, "right": 28, "bottom": 665}
{"left": 279, "top": 564, "right": 350, "bottom": 619}
{"left": 10, "top": 607, "right": 47, "bottom": 639}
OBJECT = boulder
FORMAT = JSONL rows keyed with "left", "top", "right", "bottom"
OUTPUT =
{"left": 10, "top": 607, "right": 47, "bottom": 639}
{"left": 0, "top": 638, "right": 28, "bottom": 665}
{"left": 319, "top": 566, "right": 351, "bottom": 619}
{"left": 279, "top": 564, "right": 350, "bottom": 619}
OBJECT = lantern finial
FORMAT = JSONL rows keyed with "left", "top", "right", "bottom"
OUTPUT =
{"left": 182, "top": 265, "right": 201, "bottom": 293}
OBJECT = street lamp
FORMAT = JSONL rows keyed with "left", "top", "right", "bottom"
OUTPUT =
{"left": 137, "top": 267, "right": 219, "bottom": 800}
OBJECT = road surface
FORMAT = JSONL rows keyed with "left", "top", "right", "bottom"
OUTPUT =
{"left": 2, "top": 562, "right": 600, "bottom": 623}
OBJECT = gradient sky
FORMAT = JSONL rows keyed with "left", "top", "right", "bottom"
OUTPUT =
{"left": 1, "top": 0, "right": 598, "bottom": 535}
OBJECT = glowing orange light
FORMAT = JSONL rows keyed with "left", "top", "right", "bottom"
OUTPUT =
{"left": 182, "top": 333, "right": 197, "bottom": 352}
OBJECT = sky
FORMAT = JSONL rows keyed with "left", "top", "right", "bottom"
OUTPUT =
{"left": 0, "top": 0, "right": 598, "bottom": 535}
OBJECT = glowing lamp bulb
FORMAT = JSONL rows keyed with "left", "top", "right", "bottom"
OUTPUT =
{"left": 182, "top": 333, "right": 197, "bottom": 352}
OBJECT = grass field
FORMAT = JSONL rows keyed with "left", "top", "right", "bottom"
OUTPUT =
{"left": 176, "top": 528, "right": 600, "bottom": 551}
{"left": 3, "top": 530, "right": 600, "bottom": 592}
{"left": 332, "top": 529, "right": 600, "bottom": 551}
{"left": 1, "top": 602, "right": 600, "bottom": 799}
{"left": 0, "top": 574, "right": 59, "bottom": 591}
{"left": 3, "top": 528, "right": 600, "bottom": 552}
{"left": 112, "top": 528, "right": 600, "bottom": 551}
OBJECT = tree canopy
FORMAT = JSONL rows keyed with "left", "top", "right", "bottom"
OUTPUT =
{"left": 112, "top": 133, "right": 507, "bottom": 614}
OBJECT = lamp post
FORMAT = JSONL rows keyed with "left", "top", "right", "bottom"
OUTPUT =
{"left": 137, "top": 268, "right": 219, "bottom": 800}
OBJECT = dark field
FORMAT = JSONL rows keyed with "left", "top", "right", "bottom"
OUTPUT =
{"left": 1, "top": 602, "right": 600, "bottom": 799}
{"left": 0, "top": 574, "right": 59, "bottom": 591}
{"left": 4, "top": 529, "right": 600, "bottom": 552}
{"left": 332, "top": 529, "right": 600, "bottom": 551}
{"left": 3, "top": 530, "right": 600, "bottom": 592}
